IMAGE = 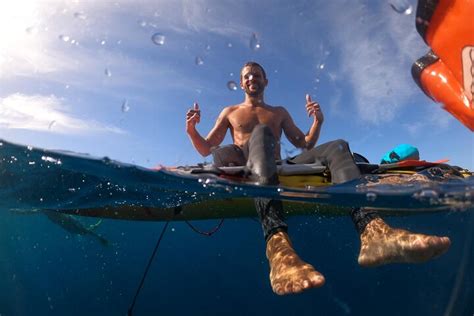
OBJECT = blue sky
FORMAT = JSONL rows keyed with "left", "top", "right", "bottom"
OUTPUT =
{"left": 0, "top": 0, "right": 472, "bottom": 169}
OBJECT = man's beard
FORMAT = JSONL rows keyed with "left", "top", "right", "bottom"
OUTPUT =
{"left": 244, "top": 84, "right": 264, "bottom": 96}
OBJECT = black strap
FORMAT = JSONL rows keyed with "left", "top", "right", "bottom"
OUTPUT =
{"left": 185, "top": 219, "right": 225, "bottom": 236}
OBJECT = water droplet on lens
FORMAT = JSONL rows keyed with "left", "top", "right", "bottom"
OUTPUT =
{"left": 227, "top": 81, "right": 238, "bottom": 91}
{"left": 195, "top": 56, "right": 204, "bottom": 65}
{"left": 25, "top": 26, "right": 38, "bottom": 35}
{"left": 249, "top": 33, "right": 261, "bottom": 51}
{"left": 151, "top": 33, "right": 165, "bottom": 45}
{"left": 59, "top": 34, "right": 70, "bottom": 42}
{"left": 74, "top": 12, "right": 87, "bottom": 19}
{"left": 205, "top": 178, "right": 216, "bottom": 184}
{"left": 104, "top": 68, "right": 112, "bottom": 77}
{"left": 366, "top": 192, "right": 377, "bottom": 202}
{"left": 389, "top": 1, "right": 413, "bottom": 15}
{"left": 48, "top": 120, "right": 56, "bottom": 130}
{"left": 121, "top": 100, "right": 130, "bottom": 112}
{"left": 418, "top": 190, "right": 439, "bottom": 199}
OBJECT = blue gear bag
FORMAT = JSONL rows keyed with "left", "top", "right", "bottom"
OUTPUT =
{"left": 381, "top": 144, "right": 420, "bottom": 164}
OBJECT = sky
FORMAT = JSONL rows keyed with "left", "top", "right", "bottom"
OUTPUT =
{"left": 0, "top": 0, "right": 472, "bottom": 169}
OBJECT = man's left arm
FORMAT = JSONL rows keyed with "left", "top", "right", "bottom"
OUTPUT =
{"left": 281, "top": 94, "right": 324, "bottom": 150}
{"left": 303, "top": 94, "right": 324, "bottom": 148}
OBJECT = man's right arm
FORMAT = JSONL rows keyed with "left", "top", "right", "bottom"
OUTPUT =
{"left": 186, "top": 104, "right": 230, "bottom": 157}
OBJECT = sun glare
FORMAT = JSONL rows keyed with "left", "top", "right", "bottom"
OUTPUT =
{"left": 0, "top": 1, "right": 42, "bottom": 77}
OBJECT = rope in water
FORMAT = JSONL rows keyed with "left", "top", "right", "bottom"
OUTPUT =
{"left": 127, "top": 221, "right": 169, "bottom": 316}
{"left": 127, "top": 219, "right": 224, "bottom": 315}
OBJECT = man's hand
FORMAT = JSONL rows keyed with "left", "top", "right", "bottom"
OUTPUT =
{"left": 186, "top": 102, "right": 201, "bottom": 132}
{"left": 305, "top": 94, "right": 324, "bottom": 124}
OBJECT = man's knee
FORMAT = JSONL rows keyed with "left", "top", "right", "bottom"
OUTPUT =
{"left": 248, "top": 124, "right": 276, "bottom": 154}
{"left": 251, "top": 124, "right": 273, "bottom": 139}
{"left": 212, "top": 145, "right": 245, "bottom": 167}
{"left": 327, "top": 139, "right": 349, "bottom": 151}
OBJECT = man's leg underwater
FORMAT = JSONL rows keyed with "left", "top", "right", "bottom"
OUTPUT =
{"left": 352, "top": 210, "right": 451, "bottom": 267}
{"left": 247, "top": 124, "right": 324, "bottom": 295}
{"left": 290, "top": 139, "right": 451, "bottom": 266}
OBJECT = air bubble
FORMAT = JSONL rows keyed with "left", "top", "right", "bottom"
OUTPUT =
{"left": 151, "top": 33, "right": 165, "bottom": 45}
{"left": 366, "top": 192, "right": 377, "bottom": 202}
{"left": 41, "top": 156, "right": 62, "bottom": 165}
{"left": 413, "top": 189, "right": 440, "bottom": 205}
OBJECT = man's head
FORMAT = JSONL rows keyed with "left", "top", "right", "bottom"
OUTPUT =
{"left": 240, "top": 61, "right": 268, "bottom": 97}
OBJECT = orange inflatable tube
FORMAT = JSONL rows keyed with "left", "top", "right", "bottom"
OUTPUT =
{"left": 412, "top": 0, "right": 474, "bottom": 131}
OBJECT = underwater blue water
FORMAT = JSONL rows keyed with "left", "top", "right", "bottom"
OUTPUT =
{"left": 0, "top": 139, "right": 473, "bottom": 316}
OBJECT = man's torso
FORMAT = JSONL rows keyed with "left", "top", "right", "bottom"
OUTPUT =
{"left": 226, "top": 103, "right": 284, "bottom": 158}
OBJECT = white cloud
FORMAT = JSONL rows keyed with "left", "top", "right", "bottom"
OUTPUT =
{"left": 0, "top": 0, "right": 256, "bottom": 99}
{"left": 0, "top": 93, "right": 125, "bottom": 134}
{"left": 313, "top": 1, "right": 427, "bottom": 124}
{"left": 0, "top": 0, "right": 433, "bottom": 127}
{"left": 403, "top": 104, "right": 453, "bottom": 136}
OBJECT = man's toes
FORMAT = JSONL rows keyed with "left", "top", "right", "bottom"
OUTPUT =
{"left": 292, "top": 282, "right": 304, "bottom": 294}
{"left": 309, "top": 273, "right": 325, "bottom": 287}
{"left": 272, "top": 283, "right": 284, "bottom": 295}
{"left": 432, "top": 236, "right": 451, "bottom": 256}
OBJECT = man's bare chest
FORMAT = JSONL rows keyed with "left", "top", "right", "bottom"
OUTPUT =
{"left": 228, "top": 109, "right": 281, "bottom": 133}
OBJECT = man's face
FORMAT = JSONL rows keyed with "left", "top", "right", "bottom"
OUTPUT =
{"left": 240, "top": 66, "right": 267, "bottom": 96}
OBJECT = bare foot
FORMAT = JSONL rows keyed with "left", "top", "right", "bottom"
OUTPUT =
{"left": 266, "top": 231, "right": 325, "bottom": 295}
{"left": 358, "top": 218, "right": 451, "bottom": 267}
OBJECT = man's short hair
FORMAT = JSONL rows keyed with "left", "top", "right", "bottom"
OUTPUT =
{"left": 241, "top": 61, "right": 267, "bottom": 79}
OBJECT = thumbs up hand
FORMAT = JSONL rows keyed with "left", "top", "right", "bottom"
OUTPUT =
{"left": 186, "top": 102, "right": 201, "bottom": 131}
{"left": 305, "top": 94, "right": 324, "bottom": 123}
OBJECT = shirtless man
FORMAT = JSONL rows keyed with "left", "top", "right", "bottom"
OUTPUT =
{"left": 186, "top": 61, "right": 451, "bottom": 295}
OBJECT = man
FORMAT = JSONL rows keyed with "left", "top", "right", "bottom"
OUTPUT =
{"left": 186, "top": 61, "right": 451, "bottom": 295}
